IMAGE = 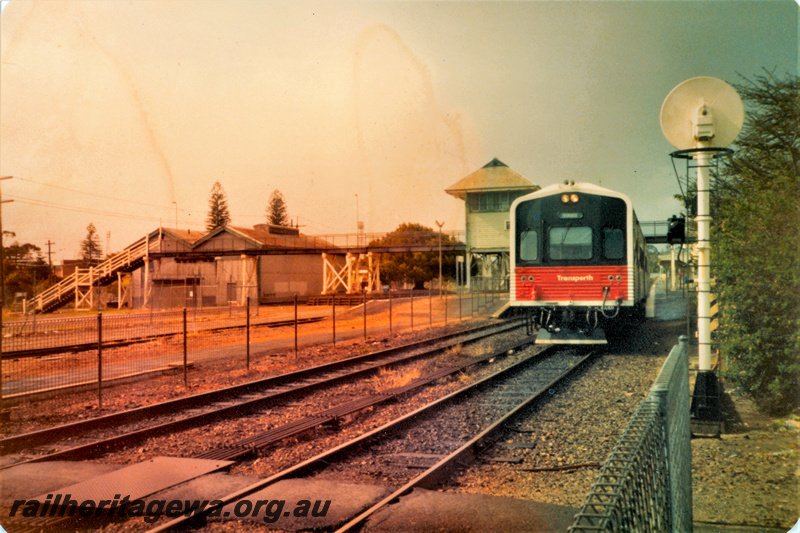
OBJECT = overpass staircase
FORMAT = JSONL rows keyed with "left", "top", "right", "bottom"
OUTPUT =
{"left": 26, "top": 235, "right": 159, "bottom": 313}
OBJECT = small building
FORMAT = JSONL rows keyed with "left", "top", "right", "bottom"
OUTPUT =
{"left": 445, "top": 158, "right": 539, "bottom": 288}
{"left": 131, "top": 224, "right": 333, "bottom": 309}
{"left": 130, "top": 228, "right": 205, "bottom": 308}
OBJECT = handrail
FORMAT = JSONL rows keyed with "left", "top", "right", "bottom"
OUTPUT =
{"left": 25, "top": 234, "right": 160, "bottom": 312}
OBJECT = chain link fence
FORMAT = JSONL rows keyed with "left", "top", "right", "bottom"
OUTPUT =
{"left": 1, "top": 289, "right": 501, "bottom": 409}
{"left": 1, "top": 304, "right": 253, "bottom": 402}
{"left": 569, "top": 335, "right": 691, "bottom": 532}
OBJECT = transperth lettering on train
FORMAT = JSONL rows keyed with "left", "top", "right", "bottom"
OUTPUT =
{"left": 556, "top": 274, "right": 594, "bottom": 282}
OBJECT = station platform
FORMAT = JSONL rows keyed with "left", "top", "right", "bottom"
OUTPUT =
{"left": 650, "top": 289, "right": 690, "bottom": 322}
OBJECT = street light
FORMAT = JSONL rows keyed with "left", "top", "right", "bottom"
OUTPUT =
{"left": 435, "top": 220, "right": 444, "bottom": 297}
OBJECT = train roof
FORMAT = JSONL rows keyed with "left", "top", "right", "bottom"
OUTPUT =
{"left": 512, "top": 181, "right": 633, "bottom": 207}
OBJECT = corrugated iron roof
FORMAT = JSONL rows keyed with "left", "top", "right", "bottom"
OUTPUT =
{"left": 192, "top": 225, "right": 336, "bottom": 251}
{"left": 157, "top": 227, "right": 206, "bottom": 244}
{"left": 445, "top": 158, "right": 538, "bottom": 200}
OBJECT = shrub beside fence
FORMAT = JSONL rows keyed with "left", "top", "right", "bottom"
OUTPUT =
{"left": 569, "top": 335, "right": 691, "bottom": 532}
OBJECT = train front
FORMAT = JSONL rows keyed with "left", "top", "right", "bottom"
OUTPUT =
{"left": 508, "top": 182, "right": 640, "bottom": 344}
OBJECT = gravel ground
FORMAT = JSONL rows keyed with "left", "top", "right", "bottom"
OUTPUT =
{"left": 691, "top": 390, "right": 799, "bottom": 531}
{"left": 447, "top": 319, "right": 799, "bottom": 532}
{"left": 3, "top": 308, "right": 798, "bottom": 532}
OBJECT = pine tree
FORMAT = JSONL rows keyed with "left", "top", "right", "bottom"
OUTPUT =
{"left": 80, "top": 223, "right": 103, "bottom": 265}
{"left": 206, "top": 181, "right": 231, "bottom": 231}
{"left": 266, "top": 190, "right": 290, "bottom": 226}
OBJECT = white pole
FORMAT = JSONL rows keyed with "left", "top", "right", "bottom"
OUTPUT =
{"left": 670, "top": 245, "right": 677, "bottom": 292}
{"left": 696, "top": 148, "right": 712, "bottom": 371}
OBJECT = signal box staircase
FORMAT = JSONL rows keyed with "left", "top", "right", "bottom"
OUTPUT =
{"left": 27, "top": 235, "right": 159, "bottom": 313}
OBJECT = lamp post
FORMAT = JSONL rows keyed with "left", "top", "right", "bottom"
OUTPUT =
{"left": 435, "top": 220, "right": 444, "bottom": 297}
{"left": 355, "top": 194, "right": 361, "bottom": 246}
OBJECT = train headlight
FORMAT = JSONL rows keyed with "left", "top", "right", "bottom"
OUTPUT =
{"left": 561, "top": 194, "right": 570, "bottom": 204}
{"left": 570, "top": 194, "right": 579, "bottom": 203}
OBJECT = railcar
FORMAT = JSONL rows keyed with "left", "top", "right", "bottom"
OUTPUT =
{"left": 508, "top": 181, "right": 649, "bottom": 344}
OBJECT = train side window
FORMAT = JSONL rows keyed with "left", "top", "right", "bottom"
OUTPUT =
{"left": 603, "top": 228, "right": 625, "bottom": 259}
{"left": 519, "top": 230, "right": 538, "bottom": 261}
{"left": 549, "top": 226, "right": 592, "bottom": 260}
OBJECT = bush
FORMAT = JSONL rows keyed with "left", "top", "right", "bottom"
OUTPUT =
{"left": 715, "top": 72, "right": 800, "bottom": 415}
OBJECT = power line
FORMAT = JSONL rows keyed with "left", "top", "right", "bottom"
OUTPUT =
{"left": 14, "top": 176, "right": 187, "bottom": 212}
{"left": 8, "top": 187, "right": 347, "bottom": 235}
{"left": 6, "top": 194, "right": 178, "bottom": 223}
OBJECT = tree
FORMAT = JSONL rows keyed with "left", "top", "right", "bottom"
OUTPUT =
{"left": 1, "top": 241, "right": 51, "bottom": 304}
{"left": 206, "top": 181, "right": 231, "bottom": 231}
{"left": 266, "top": 190, "right": 290, "bottom": 226}
{"left": 369, "top": 223, "right": 459, "bottom": 290}
{"left": 80, "top": 223, "right": 103, "bottom": 266}
{"left": 714, "top": 71, "right": 799, "bottom": 414}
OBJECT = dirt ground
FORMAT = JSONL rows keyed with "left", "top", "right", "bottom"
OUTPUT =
{"left": 691, "top": 387, "right": 799, "bottom": 532}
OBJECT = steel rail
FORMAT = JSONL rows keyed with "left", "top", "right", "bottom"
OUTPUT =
{"left": 1, "top": 320, "right": 522, "bottom": 460}
{"left": 192, "top": 342, "right": 522, "bottom": 462}
{"left": 334, "top": 349, "right": 599, "bottom": 532}
{"left": 147, "top": 342, "right": 587, "bottom": 532}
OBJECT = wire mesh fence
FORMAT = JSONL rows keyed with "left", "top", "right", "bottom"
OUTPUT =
{"left": 1, "top": 287, "right": 502, "bottom": 409}
{"left": 569, "top": 335, "right": 691, "bottom": 532}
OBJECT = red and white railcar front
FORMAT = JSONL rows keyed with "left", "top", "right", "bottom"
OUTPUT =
{"left": 508, "top": 181, "right": 649, "bottom": 344}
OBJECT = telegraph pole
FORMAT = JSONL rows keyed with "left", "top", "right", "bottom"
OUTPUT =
{"left": 1, "top": 176, "right": 15, "bottom": 420}
{"left": 45, "top": 240, "right": 56, "bottom": 271}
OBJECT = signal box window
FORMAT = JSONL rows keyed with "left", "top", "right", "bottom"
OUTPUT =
{"left": 603, "top": 228, "right": 625, "bottom": 259}
{"left": 519, "top": 230, "right": 538, "bottom": 261}
{"left": 549, "top": 226, "right": 592, "bottom": 260}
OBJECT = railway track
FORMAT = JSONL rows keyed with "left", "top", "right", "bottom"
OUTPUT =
{"left": 1, "top": 320, "right": 523, "bottom": 466}
{"left": 147, "top": 344, "right": 598, "bottom": 532}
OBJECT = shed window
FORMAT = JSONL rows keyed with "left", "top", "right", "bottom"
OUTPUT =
{"left": 468, "top": 191, "right": 522, "bottom": 213}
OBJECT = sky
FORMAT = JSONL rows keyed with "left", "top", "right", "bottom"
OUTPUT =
{"left": 1, "top": 0, "right": 797, "bottom": 263}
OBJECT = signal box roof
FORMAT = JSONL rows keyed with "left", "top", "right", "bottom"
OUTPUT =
{"left": 445, "top": 158, "right": 538, "bottom": 200}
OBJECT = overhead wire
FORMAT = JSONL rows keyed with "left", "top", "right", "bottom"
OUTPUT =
{"left": 8, "top": 179, "right": 349, "bottom": 235}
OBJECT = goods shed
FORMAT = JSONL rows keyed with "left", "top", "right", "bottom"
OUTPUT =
{"left": 132, "top": 224, "right": 333, "bottom": 309}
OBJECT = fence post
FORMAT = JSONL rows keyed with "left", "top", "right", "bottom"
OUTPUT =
{"left": 429, "top": 288, "right": 433, "bottom": 326}
{"left": 458, "top": 283, "right": 462, "bottom": 322}
{"left": 410, "top": 290, "right": 414, "bottom": 331}
{"left": 363, "top": 290, "right": 367, "bottom": 342}
{"left": 246, "top": 297, "right": 251, "bottom": 370}
{"left": 389, "top": 290, "right": 393, "bottom": 335}
{"left": 332, "top": 295, "right": 336, "bottom": 347}
{"left": 294, "top": 294, "right": 299, "bottom": 359}
{"left": 471, "top": 282, "right": 475, "bottom": 317}
{"left": 183, "top": 307, "right": 188, "bottom": 388}
{"left": 97, "top": 312, "right": 103, "bottom": 409}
